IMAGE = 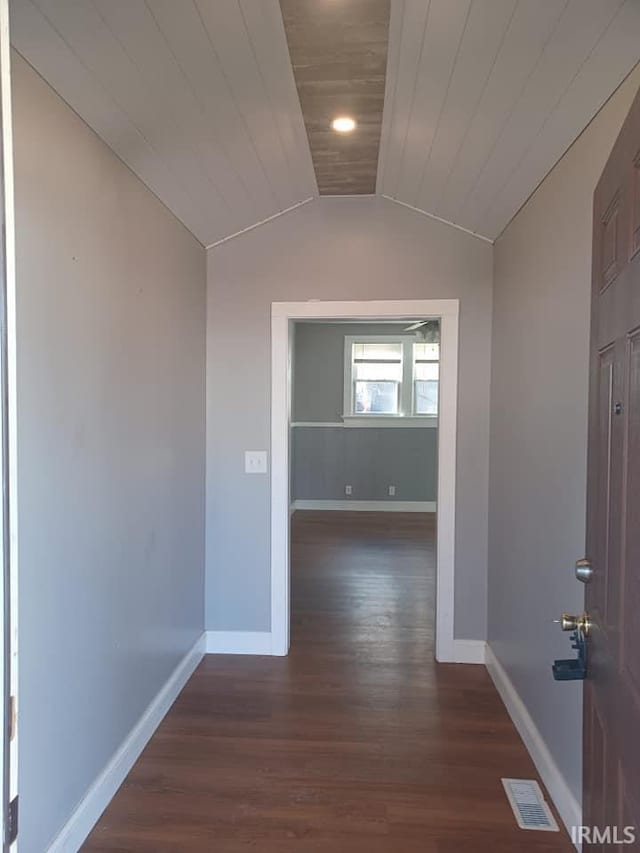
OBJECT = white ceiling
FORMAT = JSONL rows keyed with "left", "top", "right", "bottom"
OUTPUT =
{"left": 10, "top": 0, "right": 317, "bottom": 247}
{"left": 378, "top": 0, "right": 640, "bottom": 240}
{"left": 10, "top": 0, "right": 640, "bottom": 246}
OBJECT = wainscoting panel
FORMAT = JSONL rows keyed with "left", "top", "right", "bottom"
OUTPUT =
{"left": 291, "top": 425, "right": 437, "bottom": 502}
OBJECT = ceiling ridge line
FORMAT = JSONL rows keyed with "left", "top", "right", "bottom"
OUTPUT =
{"left": 381, "top": 195, "right": 493, "bottom": 244}
{"left": 376, "top": 0, "right": 405, "bottom": 195}
{"left": 321, "top": 194, "right": 377, "bottom": 199}
{"left": 205, "top": 196, "right": 314, "bottom": 250}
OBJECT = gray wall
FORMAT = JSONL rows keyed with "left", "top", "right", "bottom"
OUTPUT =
{"left": 206, "top": 195, "right": 493, "bottom": 638}
{"left": 13, "top": 54, "right": 206, "bottom": 852}
{"left": 488, "top": 63, "right": 640, "bottom": 810}
{"left": 292, "top": 322, "right": 436, "bottom": 502}
{"left": 293, "top": 322, "right": 409, "bottom": 422}
{"left": 292, "top": 427, "right": 437, "bottom": 502}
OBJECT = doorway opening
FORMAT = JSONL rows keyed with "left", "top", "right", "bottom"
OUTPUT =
{"left": 289, "top": 319, "right": 439, "bottom": 660}
{"left": 270, "top": 300, "right": 459, "bottom": 661}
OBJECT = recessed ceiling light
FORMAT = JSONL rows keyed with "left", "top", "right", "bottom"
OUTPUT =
{"left": 331, "top": 116, "right": 356, "bottom": 134}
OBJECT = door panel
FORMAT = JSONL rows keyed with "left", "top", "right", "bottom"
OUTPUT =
{"left": 591, "top": 346, "right": 620, "bottom": 648}
{"left": 604, "top": 345, "right": 624, "bottom": 651}
{"left": 600, "top": 195, "right": 620, "bottom": 291}
{"left": 632, "top": 154, "right": 640, "bottom": 257}
{"left": 585, "top": 83, "right": 640, "bottom": 850}
{"left": 622, "top": 331, "right": 640, "bottom": 695}
{"left": 586, "top": 699, "right": 605, "bottom": 842}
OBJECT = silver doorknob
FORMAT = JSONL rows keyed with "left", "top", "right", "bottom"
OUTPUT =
{"left": 575, "top": 558, "right": 593, "bottom": 583}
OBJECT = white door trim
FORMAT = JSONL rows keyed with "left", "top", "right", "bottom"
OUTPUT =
{"left": 271, "top": 299, "right": 459, "bottom": 661}
{"left": 0, "top": 0, "right": 18, "bottom": 846}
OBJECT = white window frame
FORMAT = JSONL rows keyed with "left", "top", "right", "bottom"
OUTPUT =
{"left": 342, "top": 335, "right": 438, "bottom": 427}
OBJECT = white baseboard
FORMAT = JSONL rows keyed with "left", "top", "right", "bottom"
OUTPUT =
{"left": 451, "top": 639, "right": 486, "bottom": 664}
{"left": 206, "top": 630, "right": 273, "bottom": 655}
{"left": 48, "top": 633, "right": 206, "bottom": 853}
{"left": 485, "top": 644, "right": 581, "bottom": 847}
{"left": 291, "top": 500, "right": 436, "bottom": 513}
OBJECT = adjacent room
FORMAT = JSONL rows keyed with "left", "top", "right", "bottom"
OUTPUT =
{"left": 289, "top": 316, "right": 438, "bottom": 728}
{"left": 290, "top": 318, "right": 439, "bottom": 653}
{"left": 0, "top": 1, "right": 639, "bottom": 851}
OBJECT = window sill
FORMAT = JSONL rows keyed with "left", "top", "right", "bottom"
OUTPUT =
{"left": 341, "top": 415, "right": 438, "bottom": 428}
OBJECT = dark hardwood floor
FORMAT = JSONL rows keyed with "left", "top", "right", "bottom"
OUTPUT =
{"left": 84, "top": 511, "right": 572, "bottom": 852}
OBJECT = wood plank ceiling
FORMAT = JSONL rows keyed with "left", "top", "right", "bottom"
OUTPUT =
{"left": 9, "top": 0, "right": 640, "bottom": 244}
{"left": 10, "top": 0, "right": 318, "bottom": 247}
{"left": 280, "top": 0, "right": 390, "bottom": 196}
{"left": 379, "top": 0, "right": 640, "bottom": 240}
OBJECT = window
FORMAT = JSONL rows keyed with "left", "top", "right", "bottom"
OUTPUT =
{"left": 343, "top": 335, "right": 439, "bottom": 422}
{"left": 352, "top": 341, "right": 402, "bottom": 414}
{"left": 414, "top": 342, "right": 439, "bottom": 415}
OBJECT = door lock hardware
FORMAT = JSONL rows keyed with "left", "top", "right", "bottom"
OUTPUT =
{"left": 552, "top": 612, "right": 591, "bottom": 681}
{"left": 575, "top": 558, "right": 593, "bottom": 583}
{"left": 552, "top": 629, "right": 587, "bottom": 681}
{"left": 554, "top": 612, "right": 592, "bottom": 634}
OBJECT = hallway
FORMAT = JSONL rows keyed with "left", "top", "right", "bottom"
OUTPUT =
{"left": 84, "top": 512, "right": 571, "bottom": 852}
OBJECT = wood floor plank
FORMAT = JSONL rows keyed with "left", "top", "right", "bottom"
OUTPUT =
{"left": 83, "top": 511, "right": 573, "bottom": 851}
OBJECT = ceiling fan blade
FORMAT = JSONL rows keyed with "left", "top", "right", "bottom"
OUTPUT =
{"left": 404, "top": 320, "right": 428, "bottom": 331}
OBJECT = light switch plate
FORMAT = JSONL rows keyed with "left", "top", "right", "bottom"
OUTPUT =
{"left": 245, "top": 450, "right": 268, "bottom": 474}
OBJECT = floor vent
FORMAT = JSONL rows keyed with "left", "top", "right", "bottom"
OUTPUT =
{"left": 501, "top": 779, "right": 559, "bottom": 832}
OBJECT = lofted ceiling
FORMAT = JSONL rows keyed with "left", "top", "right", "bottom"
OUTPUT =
{"left": 379, "top": 0, "right": 640, "bottom": 239}
{"left": 10, "top": 0, "right": 640, "bottom": 246}
{"left": 10, "top": 0, "right": 318, "bottom": 247}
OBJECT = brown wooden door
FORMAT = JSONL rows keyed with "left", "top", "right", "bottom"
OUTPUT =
{"left": 584, "top": 84, "right": 640, "bottom": 851}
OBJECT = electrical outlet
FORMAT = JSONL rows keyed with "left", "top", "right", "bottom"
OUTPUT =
{"left": 345, "top": 484, "right": 352, "bottom": 496}
{"left": 388, "top": 485, "right": 396, "bottom": 496}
